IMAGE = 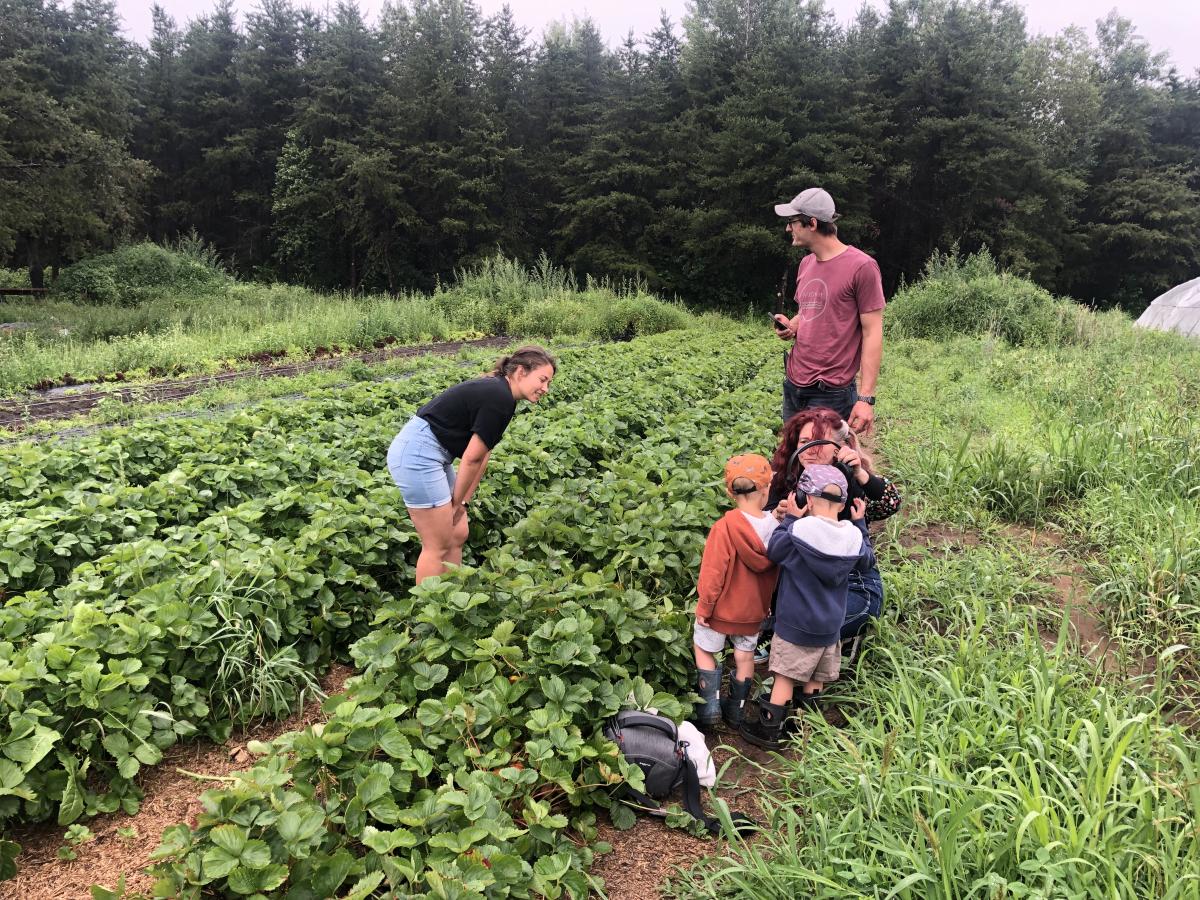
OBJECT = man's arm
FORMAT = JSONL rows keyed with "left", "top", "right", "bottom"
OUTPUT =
{"left": 849, "top": 309, "right": 883, "bottom": 434}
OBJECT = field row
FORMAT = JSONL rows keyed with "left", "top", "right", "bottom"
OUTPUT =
{"left": 0, "top": 330, "right": 778, "bottom": 848}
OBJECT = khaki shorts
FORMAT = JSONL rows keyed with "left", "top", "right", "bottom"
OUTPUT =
{"left": 769, "top": 637, "right": 841, "bottom": 683}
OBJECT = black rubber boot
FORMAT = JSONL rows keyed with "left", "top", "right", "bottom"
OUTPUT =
{"left": 694, "top": 665, "right": 722, "bottom": 728}
{"left": 721, "top": 676, "right": 753, "bottom": 729}
{"left": 784, "top": 691, "right": 820, "bottom": 733}
{"left": 740, "top": 700, "right": 786, "bottom": 749}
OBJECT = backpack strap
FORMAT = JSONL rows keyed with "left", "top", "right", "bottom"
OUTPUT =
{"left": 679, "top": 752, "right": 758, "bottom": 836}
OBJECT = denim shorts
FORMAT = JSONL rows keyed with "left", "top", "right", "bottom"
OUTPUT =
{"left": 842, "top": 566, "right": 884, "bottom": 640}
{"left": 387, "top": 416, "right": 457, "bottom": 508}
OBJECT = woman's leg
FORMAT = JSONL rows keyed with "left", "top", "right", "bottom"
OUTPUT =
{"left": 407, "top": 503, "right": 460, "bottom": 583}
{"left": 444, "top": 510, "right": 470, "bottom": 568}
{"left": 842, "top": 567, "right": 884, "bottom": 639}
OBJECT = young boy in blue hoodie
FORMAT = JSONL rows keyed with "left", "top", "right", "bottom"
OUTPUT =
{"left": 740, "top": 464, "right": 874, "bottom": 749}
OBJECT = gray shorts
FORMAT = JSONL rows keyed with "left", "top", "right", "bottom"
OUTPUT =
{"left": 769, "top": 637, "right": 841, "bottom": 682}
{"left": 693, "top": 621, "right": 759, "bottom": 654}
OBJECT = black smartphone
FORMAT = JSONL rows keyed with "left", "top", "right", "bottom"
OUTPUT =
{"left": 771, "top": 315, "right": 788, "bottom": 331}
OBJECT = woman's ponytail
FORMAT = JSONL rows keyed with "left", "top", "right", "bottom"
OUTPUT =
{"left": 491, "top": 345, "right": 558, "bottom": 378}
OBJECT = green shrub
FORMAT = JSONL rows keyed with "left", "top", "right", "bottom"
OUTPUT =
{"left": 888, "top": 248, "right": 1086, "bottom": 347}
{"left": 585, "top": 294, "right": 692, "bottom": 340}
{"left": 510, "top": 298, "right": 591, "bottom": 337}
{"left": 55, "top": 243, "right": 232, "bottom": 306}
{"left": 0, "top": 268, "right": 31, "bottom": 289}
{"left": 55, "top": 266, "right": 121, "bottom": 305}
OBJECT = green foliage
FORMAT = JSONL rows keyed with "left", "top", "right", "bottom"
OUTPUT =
{"left": 585, "top": 295, "right": 693, "bottom": 341}
{"left": 0, "top": 256, "right": 702, "bottom": 395}
{"left": 3, "top": 305, "right": 1200, "bottom": 897}
{"left": 147, "top": 558, "right": 690, "bottom": 898}
{"left": 668, "top": 550, "right": 1200, "bottom": 897}
{"left": 0, "top": 270, "right": 31, "bottom": 290}
{"left": 883, "top": 308, "right": 1200, "bottom": 675}
{"left": 5, "top": 0, "right": 1200, "bottom": 308}
{"left": 887, "top": 248, "right": 1088, "bottom": 347}
{"left": 0, "top": 327, "right": 777, "bottom": 886}
{"left": 54, "top": 243, "right": 232, "bottom": 306}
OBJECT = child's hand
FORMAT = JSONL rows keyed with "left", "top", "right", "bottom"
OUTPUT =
{"left": 775, "top": 494, "right": 804, "bottom": 519}
{"left": 850, "top": 497, "right": 867, "bottom": 520}
{"left": 696, "top": 613, "right": 710, "bottom": 627}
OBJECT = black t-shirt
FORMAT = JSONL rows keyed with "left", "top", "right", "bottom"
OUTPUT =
{"left": 417, "top": 375, "right": 516, "bottom": 459}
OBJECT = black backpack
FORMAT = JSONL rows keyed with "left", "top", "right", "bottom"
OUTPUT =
{"left": 602, "top": 710, "right": 755, "bottom": 836}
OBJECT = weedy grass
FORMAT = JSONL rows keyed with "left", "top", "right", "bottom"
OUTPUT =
{"left": 879, "top": 310, "right": 1200, "bottom": 668}
{"left": 4, "top": 258, "right": 1200, "bottom": 896}
{"left": 668, "top": 548, "right": 1200, "bottom": 899}
{"left": 0, "top": 253, "right": 696, "bottom": 396}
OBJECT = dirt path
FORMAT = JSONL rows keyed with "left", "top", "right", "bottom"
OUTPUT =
{"left": 0, "top": 336, "right": 510, "bottom": 430}
{"left": 7, "top": 666, "right": 353, "bottom": 899}
{"left": 589, "top": 722, "right": 792, "bottom": 899}
{"left": 893, "top": 520, "right": 1131, "bottom": 675}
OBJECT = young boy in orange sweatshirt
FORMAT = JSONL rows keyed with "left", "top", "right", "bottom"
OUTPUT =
{"left": 693, "top": 454, "right": 780, "bottom": 729}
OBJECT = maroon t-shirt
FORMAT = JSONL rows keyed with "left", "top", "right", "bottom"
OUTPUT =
{"left": 786, "top": 246, "right": 885, "bottom": 387}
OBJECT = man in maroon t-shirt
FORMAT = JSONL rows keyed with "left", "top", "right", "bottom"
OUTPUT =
{"left": 771, "top": 188, "right": 885, "bottom": 434}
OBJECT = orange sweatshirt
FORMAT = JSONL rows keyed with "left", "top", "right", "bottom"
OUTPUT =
{"left": 695, "top": 510, "right": 778, "bottom": 635}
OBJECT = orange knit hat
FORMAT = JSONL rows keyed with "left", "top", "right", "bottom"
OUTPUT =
{"left": 724, "top": 453, "right": 772, "bottom": 497}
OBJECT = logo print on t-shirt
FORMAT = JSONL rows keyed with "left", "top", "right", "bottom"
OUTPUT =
{"left": 796, "top": 279, "right": 829, "bottom": 322}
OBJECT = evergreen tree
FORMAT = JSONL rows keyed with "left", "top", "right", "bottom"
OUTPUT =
{"left": 852, "top": 0, "right": 1084, "bottom": 293}
{"left": 372, "top": 0, "right": 505, "bottom": 290}
{"left": 556, "top": 21, "right": 684, "bottom": 288}
{"left": 273, "top": 2, "right": 383, "bottom": 290}
{"left": 1069, "top": 14, "right": 1200, "bottom": 309}
{"left": 228, "top": 0, "right": 305, "bottom": 273}
{"left": 0, "top": 0, "right": 147, "bottom": 285}
{"left": 171, "top": 0, "right": 244, "bottom": 255}
{"left": 665, "top": 0, "right": 870, "bottom": 304}
{"left": 524, "top": 19, "right": 617, "bottom": 265}
{"left": 133, "top": 5, "right": 184, "bottom": 242}
{"left": 480, "top": 5, "right": 536, "bottom": 262}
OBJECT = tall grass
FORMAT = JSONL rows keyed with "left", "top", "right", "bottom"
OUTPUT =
{"left": 670, "top": 550, "right": 1200, "bottom": 898}
{"left": 0, "top": 253, "right": 696, "bottom": 395}
{"left": 887, "top": 248, "right": 1090, "bottom": 347}
{"left": 878, "top": 255, "right": 1200, "bottom": 669}
{"left": 662, "top": 256, "right": 1200, "bottom": 896}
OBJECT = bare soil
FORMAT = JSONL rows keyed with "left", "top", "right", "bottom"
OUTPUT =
{"left": 589, "top": 721, "right": 797, "bottom": 899}
{"left": 0, "top": 336, "right": 510, "bottom": 430}
{"left": 7, "top": 665, "right": 354, "bottom": 900}
{"left": 893, "top": 521, "right": 984, "bottom": 556}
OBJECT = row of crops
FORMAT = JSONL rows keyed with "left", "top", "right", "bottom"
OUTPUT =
{"left": 0, "top": 329, "right": 785, "bottom": 893}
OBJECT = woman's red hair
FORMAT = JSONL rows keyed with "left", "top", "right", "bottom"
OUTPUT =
{"left": 770, "top": 407, "right": 848, "bottom": 473}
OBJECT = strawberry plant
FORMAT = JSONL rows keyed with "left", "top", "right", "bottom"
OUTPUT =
{"left": 0, "top": 328, "right": 782, "bottom": 896}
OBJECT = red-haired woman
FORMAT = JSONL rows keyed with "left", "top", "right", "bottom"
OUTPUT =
{"left": 766, "top": 407, "right": 901, "bottom": 639}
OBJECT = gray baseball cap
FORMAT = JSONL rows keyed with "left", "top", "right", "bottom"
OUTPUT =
{"left": 774, "top": 187, "right": 839, "bottom": 222}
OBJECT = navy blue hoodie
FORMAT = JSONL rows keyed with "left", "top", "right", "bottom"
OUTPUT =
{"left": 767, "top": 515, "right": 875, "bottom": 647}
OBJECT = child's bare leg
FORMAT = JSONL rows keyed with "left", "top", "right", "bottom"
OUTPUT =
{"left": 802, "top": 679, "right": 823, "bottom": 696}
{"left": 768, "top": 673, "right": 795, "bottom": 706}
{"left": 694, "top": 645, "right": 718, "bottom": 671}
{"left": 731, "top": 648, "right": 756, "bottom": 681}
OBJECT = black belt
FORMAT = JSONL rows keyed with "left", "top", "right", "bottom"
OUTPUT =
{"left": 791, "top": 379, "right": 852, "bottom": 391}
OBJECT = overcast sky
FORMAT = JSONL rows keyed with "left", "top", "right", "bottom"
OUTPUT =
{"left": 114, "top": 0, "right": 1200, "bottom": 76}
